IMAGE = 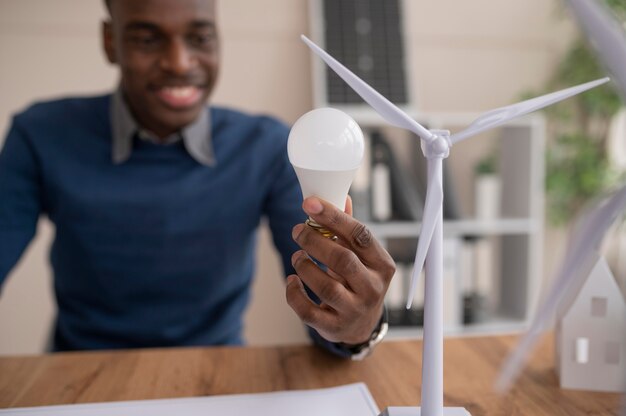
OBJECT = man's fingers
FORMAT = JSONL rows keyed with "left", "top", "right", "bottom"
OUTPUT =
{"left": 300, "top": 197, "right": 395, "bottom": 280}
{"left": 291, "top": 250, "right": 354, "bottom": 311}
{"left": 285, "top": 275, "right": 341, "bottom": 339}
{"left": 292, "top": 223, "right": 372, "bottom": 294}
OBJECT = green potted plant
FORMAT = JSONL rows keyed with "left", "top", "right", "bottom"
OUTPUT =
{"left": 543, "top": 0, "right": 626, "bottom": 226}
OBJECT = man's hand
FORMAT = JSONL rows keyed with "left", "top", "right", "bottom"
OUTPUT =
{"left": 286, "top": 196, "right": 395, "bottom": 345}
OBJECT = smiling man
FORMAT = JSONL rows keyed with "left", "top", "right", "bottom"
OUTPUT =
{"left": 0, "top": 0, "right": 394, "bottom": 358}
{"left": 104, "top": 0, "right": 219, "bottom": 139}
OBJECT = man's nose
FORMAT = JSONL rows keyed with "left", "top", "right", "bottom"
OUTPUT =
{"left": 160, "top": 39, "right": 195, "bottom": 74}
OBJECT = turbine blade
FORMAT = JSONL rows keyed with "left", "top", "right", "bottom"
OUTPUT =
{"left": 496, "top": 184, "right": 626, "bottom": 391}
{"left": 405, "top": 160, "right": 443, "bottom": 309}
{"left": 301, "top": 35, "right": 434, "bottom": 141}
{"left": 450, "top": 77, "right": 610, "bottom": 144}
{"left": 566, "top": 0, "right": 626, "bottom": 101}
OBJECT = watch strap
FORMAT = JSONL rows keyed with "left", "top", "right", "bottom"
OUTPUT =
{"left": 343, "top": 306, "right": 389, "bottom": 361}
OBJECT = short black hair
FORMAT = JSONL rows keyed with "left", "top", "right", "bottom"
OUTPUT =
{"left": 103, "top": 0, "right": 111, "bottom": 11}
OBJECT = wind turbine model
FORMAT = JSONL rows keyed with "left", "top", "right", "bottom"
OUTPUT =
{"left": 497, "top": 0, "right": 626, "bottom": 393}
{"left": 301, "top": 34, "right": 609, "bottom": 416}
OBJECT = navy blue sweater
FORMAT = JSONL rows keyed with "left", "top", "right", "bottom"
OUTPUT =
{"left": 0, "top": 95, "right": 308, "bottom": 350}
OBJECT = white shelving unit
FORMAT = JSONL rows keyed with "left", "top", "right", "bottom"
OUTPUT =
{"left": 304, "top": 0, "right": 545, "bottom": 338}
{"left": 355, "top": 113, "right": 545, "bottom": 337}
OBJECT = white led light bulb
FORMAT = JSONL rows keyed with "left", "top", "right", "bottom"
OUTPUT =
{"left": 288, "top": 108, "right": 364, "bottom": 234}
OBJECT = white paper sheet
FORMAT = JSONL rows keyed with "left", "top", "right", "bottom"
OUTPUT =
{"left": 0, "top": 382, "right": 379, "bottom": 416}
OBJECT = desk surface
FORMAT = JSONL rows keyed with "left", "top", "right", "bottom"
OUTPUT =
{"left": 0, "top": 334, "right": 621, "bottom": 415}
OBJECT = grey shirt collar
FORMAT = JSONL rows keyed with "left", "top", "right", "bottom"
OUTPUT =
{"left": 110, "top": 88, "right": 215, "bottom": 166}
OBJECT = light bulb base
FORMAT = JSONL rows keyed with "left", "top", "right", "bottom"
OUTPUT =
{"left": 305, "top": 218, "right": 337, "bottom": 240}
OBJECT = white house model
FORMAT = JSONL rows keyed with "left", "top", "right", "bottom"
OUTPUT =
{"left": 555, "top": 255, "right": 626, "bottom": 392}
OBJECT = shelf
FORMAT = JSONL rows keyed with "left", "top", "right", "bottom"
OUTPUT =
{"left": 385, "top": 316, "right": 529, "bottom": 340}
{"left": 367, "top": 218, "right": 539, "bottom": 239}
{"left": 356, "top": 113, "right": 544, "bottom": 336}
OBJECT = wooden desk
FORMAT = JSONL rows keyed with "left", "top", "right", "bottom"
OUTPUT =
{"left": 0, "top": 335, "right": 621, "bottom": 415}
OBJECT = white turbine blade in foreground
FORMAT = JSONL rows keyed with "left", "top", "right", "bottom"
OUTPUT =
{"left": 405, "top": 161, "right": 443, "bottom": 309}
{"left": 450, "top": 77, "right": 610, "bottom": 144}
{"left": 566, "top": 0, "right": 626, "bottom": 100}
{"left": 301, "top": 35, "right": 434, "bottom": 142}
{"left": 496, "top": 184, "right": 626, "bottom": 391}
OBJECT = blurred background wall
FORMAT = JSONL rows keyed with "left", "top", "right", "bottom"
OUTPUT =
{"left": 0, "top": 0, "right": 577, "bottom": 355}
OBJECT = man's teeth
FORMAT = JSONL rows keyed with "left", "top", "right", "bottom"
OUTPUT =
{"left": 162, "top": 86, "right": 197, "bottom": 98}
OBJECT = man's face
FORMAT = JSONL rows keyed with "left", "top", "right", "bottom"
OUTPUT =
{"left": 103, "top": 0, "right": 219, "bottom": 138}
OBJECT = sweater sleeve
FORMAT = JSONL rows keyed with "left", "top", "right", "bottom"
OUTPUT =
{"left": 0, "top": 117, "right": 42, "bottom": 290}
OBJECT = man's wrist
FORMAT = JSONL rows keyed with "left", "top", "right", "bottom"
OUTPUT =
{"left": 340, "top": 306, "right": 388, "bottom": 361}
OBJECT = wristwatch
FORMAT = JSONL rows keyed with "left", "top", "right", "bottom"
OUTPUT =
{"left": 345, "top": 307, "right": 389, "bottom": 361}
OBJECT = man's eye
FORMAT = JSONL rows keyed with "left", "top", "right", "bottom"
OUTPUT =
{"left": 128, "top": 34, "right": 162, "bottom": 49}
{"left": 188, "top": 33, "right": 216, "bottom": 48}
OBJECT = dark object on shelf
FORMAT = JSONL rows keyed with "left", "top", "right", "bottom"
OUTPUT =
{"left": 388, "top": 306, "right": 424, "bottom": 327}
{"left": 371, "top": 130, "right": 424, "bottom": 221}
{"left": 349, "top": 188, "right": 372, "bottom": 222}
{"left": 370, "top": 130, "right": 393, "bottom": 221}
{"left": 386, "top": 237, "right": 418, "bottom": 265}
{"left": 462, "top": 292, "right": 489, "bottom": 324}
